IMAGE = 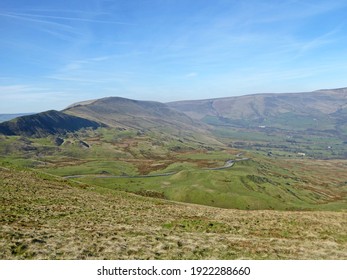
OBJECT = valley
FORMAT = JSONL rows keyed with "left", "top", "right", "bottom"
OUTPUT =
{"left": 1, "top": 125, "right": 346, "bottom": 212}
{"left": 1, "top": 88, "right": 347, "bottom": 259}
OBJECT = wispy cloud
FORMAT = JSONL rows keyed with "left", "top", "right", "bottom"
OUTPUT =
{"left": 1, "top": 0, "right": 347, "bottom": 112}
{"left": 0, "top": 83, "right": 97, "bottom": 113}
{"left": 235, "top": 0, "right": 347, "bottom": 26}
{"left": 0, "top": 9, "right": 133, "bottom": 45}
{"left": 47, "top": 63, "right": 134, "bottom": 85}
{"left": 297, "top": 28, "right": 341, "bottom": 54}
{"left": 185, "top": 72, "right": 198, "bottom": 78}
{"left": 0, "top": 11, "right": 82, "bottom": 42}
{"left": 0, "top": 12, "right": 73, "bottom": 29}
{"left": 0, "top": 84, "right": 55, "bottom": 112}
{"left": 0, "top": 84, "right": 48, "bottom": 94}
{"left": 1, "top": 11, "right": 133, "bottom": 25}
{"left": 45, "top": 50, "right": 147, "bottom": 85}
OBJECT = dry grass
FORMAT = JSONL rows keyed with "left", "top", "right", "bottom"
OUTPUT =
{"left": 1, "top": 166, "right": 346, "bottom": 260}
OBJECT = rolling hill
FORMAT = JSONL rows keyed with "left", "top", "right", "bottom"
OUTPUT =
{"left": 1, "top": 89, "right": 347, "bottom": 261}
{"left": 63, "top": 96, "right": 204, "bottom": 132}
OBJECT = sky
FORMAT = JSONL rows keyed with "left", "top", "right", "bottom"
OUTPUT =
{"left": 1, "top": 0, "right": 347, "bottom": 113}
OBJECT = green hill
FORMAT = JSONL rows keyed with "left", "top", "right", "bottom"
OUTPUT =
{"left": 1, "top": 164, "right": 346, "bottom": 259}
{"left": 1, "top": 90, "right": 347, "bottom": 260}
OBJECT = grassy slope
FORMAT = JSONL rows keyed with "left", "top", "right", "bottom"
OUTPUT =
{"left": 78, "top": 156, "right": 347, "bottom": 211}
{"left": 1, "top": 165, "right": 346, "bottom": 260}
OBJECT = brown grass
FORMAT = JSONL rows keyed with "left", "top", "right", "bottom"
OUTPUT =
{"left": 1, "top": 166, "right": 346, "bottom": 260}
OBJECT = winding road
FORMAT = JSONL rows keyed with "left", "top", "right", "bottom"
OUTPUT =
{"left": 63, "top": 158, "right": 249, "bottom": 179}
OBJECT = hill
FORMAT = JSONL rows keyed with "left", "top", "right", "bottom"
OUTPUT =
{"left": 1, "top": 164, "right": 346, "bottom": 259}
{"left": 0, "top": 97, "right": 218, "bottom": 145}
{"left": 2, "top": 90, "right": 346, "bottom": 151}
{"left": 63, "top": 96, "right": 222, "bottom": 147}
{"left": 167, "top": 88, "right": 347, "bottom": 124}
{"left": 1, "top": 89, "right": 347, "bottom": 260}
{"left": 0, "top": 110, "right": 103, "bottom": 137}
{"left": 1, "top": 89, "right": 347, "bottom": 213}
{"left": 64, "top": 96, "right": 205, "bottom": 132}
{"left": 168, "top": 88, "right": 347, "bottom": 158}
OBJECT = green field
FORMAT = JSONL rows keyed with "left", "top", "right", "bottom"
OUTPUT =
{"left": 75, "top": 157, "right": 347, "bottom": 211}
{"left": 1, "top": 127, "right": 347, "bottom": 212}
{"left": 1, "top": 124, "right": 347, "bottom": 260}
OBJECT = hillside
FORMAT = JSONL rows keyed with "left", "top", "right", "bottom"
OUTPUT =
{"left": 0, "top": 97, "right": 219, "bottom": 146}
{"left": 62, "top": 96, "right": 222, "bottom": 147}
{"left": 167, "top": 88, "right": 347, "bottom": 123}
{"left": 2, "top": 89, "right": 346, "bottom": 149}
{"left": 1, "top": 164, "right": 346, "bottom": 259}
{"left": 0, "top": 110, "right": 104, "bottom": 137}
{"left": 1, "top": 89, "right": 347, "bottom": 260}
{"left": 1, "top": 89, "right": 347, "bottom": 213}
{"left": 168, "top": 88, "right": 347, "bottom": 158}
{"left": 64, "top": 96, "right": 200, "bottom": 131}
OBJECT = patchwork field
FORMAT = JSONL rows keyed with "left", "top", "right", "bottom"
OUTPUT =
{"left": 1, "top": 128, "right": 347, "bottom": 212}
{"left": 1, "top": 123, "right": 347, "bottom": 260}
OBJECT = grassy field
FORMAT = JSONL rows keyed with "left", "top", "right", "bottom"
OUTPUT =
{"left": 201, "top": 107, "right": 347, "bottom": 160}
{"left": 1, "top": 126, "right": 347, "bottom": 260}
{"left": 76, "top": 156, "right": 347, "bottom": 211}
{"left": 1, "top": 165, "right": 346, "bottom": 260}
{"left": 1, "top": 128, "right": 347, "bottom": 212}
{"left": 213, "top": 126, "right": 346, "bottom": 159}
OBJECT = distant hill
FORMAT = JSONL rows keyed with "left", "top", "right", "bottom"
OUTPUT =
{"left": 167, "top": 88, "right": 347, "bottom": 158}
{"left": 63, "top": 97, "right": 217, "bottom": 144}
{"left": 0, "top": 97, "right": 218, "bottom": 144}
{"left": 0, "top": 110, "right": 104, "bottom": 137}
{"left": 64, "top": 97, "right": 198, "bottom": 130}
{"left": 1, "top": 88, "right": 347, "bottom": 144}
{"left": 167, "top": 88, "right": 347, "bottom": 130}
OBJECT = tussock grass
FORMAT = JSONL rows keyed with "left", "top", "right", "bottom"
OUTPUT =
{"left": 1, "top": 166, "right": 346, "bottom": 260}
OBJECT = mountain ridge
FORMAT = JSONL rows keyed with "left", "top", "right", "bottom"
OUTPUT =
{"left": 1, "top": 87, "right": 346, "bottom": 140}
{"left": 62, "top": 96, "right": 211, "bottom": 137}
{"left": 167, "top": 87, "right": 347, "bottom": 121}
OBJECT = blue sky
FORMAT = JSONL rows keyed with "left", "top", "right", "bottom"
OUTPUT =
{"left": 1, "top": 0, "right": 347, "bottom": 113}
